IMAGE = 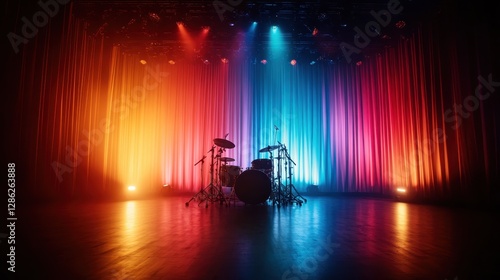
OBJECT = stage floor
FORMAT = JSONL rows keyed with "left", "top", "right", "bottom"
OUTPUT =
{"left": 11, "top": 195, "right": 500, "bottom": 279}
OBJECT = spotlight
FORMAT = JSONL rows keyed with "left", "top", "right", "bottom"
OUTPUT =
{"left": 395, "top": 186, "right": 409, "bottom": 201}
{"left": 253, "top": 21, "right": 257, "bottom": 25}
{"left": 310, "top": 60, "right": 316, "bottom": 65}
{"left": 312, "top": 27, "right": 319, "bottom": 36}
{"left": 128, "top": 186, "right": 137, "bottom": 191}
{"left": 161, "top": 183, "right": 173, "bottom": 194}
{"left": 202, "top": 26, "right": 210, "bottom": 32}
{"left": 148, "top": 12, "right": 161, "bottom": 22}
{"left": 290, "top": 59, "right": 297, "bottom": 66}
{"left": 396, "top": 187, "right": 407, "bottom": 193}
{"left": 176, "top": 21, "right": 184, "bottom": 27}
{"left": 221, "top": 58, "right": 229, "bottom": 64}
{"left": 271, "top": 25, "right": 278, "bottom": 32}
{"left": 395, "top": 20, "right": 406, "bottom": 29}
{"left": 139, "top": 59, "right": 147, "bottom": 65}
{"left": 168, "top": 60, "right": 176, "bottom": 65}
{"left": 356, "top": 60, "right": 363, "bottom": 66}
{"left": 317, "top": 13, "right": 327, "bottom": 22}
{"left": 203, "top": 59, "right": 210, "bottom": 65}
{"left": 260, "top": 59, "right": 267, "bottom": 65}
{"left": 229, "top": 22, "right": 235, "bottom": 27}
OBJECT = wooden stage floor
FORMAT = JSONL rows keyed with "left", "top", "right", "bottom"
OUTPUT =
{"left": 11, "top": 195, "right": 500, "bottom": 279}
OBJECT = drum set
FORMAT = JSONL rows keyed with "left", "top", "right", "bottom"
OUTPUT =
{"left": 185, "top": 136, "right": 306, "bottom": 207}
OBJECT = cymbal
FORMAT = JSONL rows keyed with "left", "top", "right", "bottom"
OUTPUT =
{"left": 259, "top": 145, "right": 280, "bottom": 153}
{"left": 220, "top": 157, "right": 235, "bottom": 163}
{"left": 214, "top": 138, "right": 235, "bottom": 149}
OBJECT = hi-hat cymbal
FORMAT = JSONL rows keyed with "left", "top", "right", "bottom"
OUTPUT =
{"left": 220, "top": 157, "right": 235, "bottom": 163}
{"left": 214, "top": 138, "right": 235, "bottom": 149}
{"left": 259, "top": 145, "right": 280, "bottom": 153}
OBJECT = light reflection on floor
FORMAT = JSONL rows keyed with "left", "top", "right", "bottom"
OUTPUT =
{"left": 17, "top": 196, "right": 500, "bottom": 279}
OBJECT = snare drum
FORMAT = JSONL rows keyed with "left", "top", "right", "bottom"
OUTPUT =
{"left": 219, "top": 165, "right": 241, "bottom": 187}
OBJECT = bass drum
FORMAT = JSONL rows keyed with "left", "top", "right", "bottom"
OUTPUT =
{"left": 234, "top": 169, "right": 272, "bottom": 204}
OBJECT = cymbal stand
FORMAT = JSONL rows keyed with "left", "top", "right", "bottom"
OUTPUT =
{"left": 267, "top": 149, "right": 280, "bottom": 206}
{"left": 208, "top": 147, "right": 227, "bottom": 205}
{"left": 281, "top": 143, "right": 306, "bottom": 205}
{"left": 186, "top": 145, "right": 226, "bottom": 207}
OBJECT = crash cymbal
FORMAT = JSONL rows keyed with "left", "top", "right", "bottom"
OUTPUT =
{"left": 214, "top": 138, "right": 235, "bottom": 149}
{"left": 220, "top": 157, "right": 235, "bottom": 163}
{"left": 259, "top": 145, "right": 280, "bottom": 153}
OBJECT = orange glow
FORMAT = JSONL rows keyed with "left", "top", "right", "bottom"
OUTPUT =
{"left": 128, "top": 186, "right": 136, "bottom": 191}
{"left": 177, "top": 22, "right": 194, "bottom": 54}
{"left": 393, "top": 202, "right": 411, "bottom": 270}
{"left": 14, "top": 14, "right": 498, "bottom": 200}
{"left": 396, "top": 187, "right": 407, "bottom": 193}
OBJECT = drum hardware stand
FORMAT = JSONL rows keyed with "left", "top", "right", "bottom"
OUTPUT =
{"left": 186, "top": 145, "right": 227, "bottom": 207}
{"left": 281, "top": 143, "right": 306, "bottom": 206}
{"left": 275, "top": 152, "right": 284, "bottom": 207}
{"left": 265, "top": 148, "right": 282, "bottom": 207}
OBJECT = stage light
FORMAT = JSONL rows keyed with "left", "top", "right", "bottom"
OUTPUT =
{"left": 176, "top": 21, "right": 184, "bottom": 27}
{"left": 168, "top": 60, "right": 176, "bottom": 65}
{"left": 356, "top": 60, "right": 363, "bottom": 66}
{"left": 203, "top": 59, "right": 209, "bottom": 65}
{"left": 221, "top": 57, "right": 229, "bottom": 64}
{"left": 202, "top": 26, "right": 210, "bottom": 32}
{"left": 253, "top": 21, "right": 257, "bottom": 25}
{"left": 310, "top": 60, "right": 316, "bottom": 65}
{"left": 128, "top": 186, "right": 137, "bottom": 191}
{"left": 312, "top": 27, "right": 319, "bottom": 36}
{"left": 139, "top": 60, "right": 147, "bottom": 65}
{"left": 148, "top": 12, "right": 160, "bottom": 22}
{"left": 162, "top": 184, "right": 173, "bottom": 194}
{"left": 229, "top": 22, "right": 235, "bottom": 27}
{"left": 271, "top": 25, "right": 278, "bottom": 32}
{"left": 290, "top": 59, "right": 297, "bottom": 66}
{"left": 260, "top": 59, "right": 267, "bottom": 65}
{"left": 396, "top": 187, "right": 407, "bottom": 193}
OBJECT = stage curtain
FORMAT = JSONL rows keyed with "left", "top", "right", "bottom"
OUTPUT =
{"left": 8, "top": 2, "right": 499, "bottom": 202}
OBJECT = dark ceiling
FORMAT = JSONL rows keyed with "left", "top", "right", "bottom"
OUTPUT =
{"left": 72, "top": 0, "right": 444, "bottom": 63}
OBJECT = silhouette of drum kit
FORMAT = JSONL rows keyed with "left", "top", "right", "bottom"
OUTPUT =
{"left": 186, "top": 135, "right": 306, "bottom": 207}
